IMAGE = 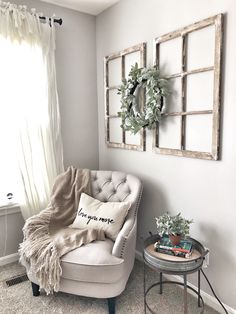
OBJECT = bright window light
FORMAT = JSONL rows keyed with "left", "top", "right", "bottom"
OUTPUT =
{"left": 0, "top": 34, "right": 49, "bottom": 206}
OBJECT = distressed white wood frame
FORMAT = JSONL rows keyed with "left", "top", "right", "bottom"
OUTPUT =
{"left": 153, "top": 14, "right": 223, "bottom": 160}
{"left": 104, "top": 43, "right": 146, "bottom": 151}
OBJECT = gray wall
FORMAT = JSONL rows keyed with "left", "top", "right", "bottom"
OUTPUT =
{"left": 0, "top": 0, "right": 98, "bottom": 260}
{"left": 96, "top": 0, "right": 236, "bottom": 309}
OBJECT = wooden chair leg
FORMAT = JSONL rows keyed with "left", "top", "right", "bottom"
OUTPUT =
{"left": 31, "top": 282, "right": 40, "bottom": 296}
{"left": 107, "top": 297, "right": 116, "bottom": 314}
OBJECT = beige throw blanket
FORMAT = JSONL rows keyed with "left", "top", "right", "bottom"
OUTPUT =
{"left": 19, "top": 167, "right": 105, "bottom": 294}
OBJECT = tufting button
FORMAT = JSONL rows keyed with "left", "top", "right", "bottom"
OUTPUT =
{"left": 98, "top": 188, "right": 102, "bottom": 193}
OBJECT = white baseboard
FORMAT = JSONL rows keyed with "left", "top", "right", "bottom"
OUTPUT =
{"left": 0, "top": 253, "right": 19, "bottom": 266}
{"left": 135, "top": 250, "right": 236, "bottom": 314}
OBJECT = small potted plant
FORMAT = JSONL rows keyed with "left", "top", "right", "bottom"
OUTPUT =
{"left": 155, "top": 212, "right": 193, "bottom": 245}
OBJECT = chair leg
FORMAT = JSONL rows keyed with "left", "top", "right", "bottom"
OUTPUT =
{"left": 107, "top": 297, "right": 116, "bottom": 314}
{"left": 31, "top": 282, "right": 40, "bottom": 296}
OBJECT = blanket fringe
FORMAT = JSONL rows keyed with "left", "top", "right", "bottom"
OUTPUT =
{"left": 19, "top": 207, "right": 61, "bottom": 294}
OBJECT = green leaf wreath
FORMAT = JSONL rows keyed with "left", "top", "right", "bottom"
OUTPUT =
{"left": 118, "top": 63, "right": 168, "bottom": 134}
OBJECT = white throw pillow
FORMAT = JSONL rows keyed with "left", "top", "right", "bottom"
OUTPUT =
{"left": 70, "top": 193, "right": 131, "bottom": 240}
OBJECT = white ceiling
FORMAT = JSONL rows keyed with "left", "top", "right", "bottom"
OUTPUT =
{"left": 40, "top": 0, "right": 120, "bottom": 15}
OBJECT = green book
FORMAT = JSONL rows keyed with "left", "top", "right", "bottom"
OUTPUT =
{"left": 155, "top": 236, "right": 193, "bottom": 253}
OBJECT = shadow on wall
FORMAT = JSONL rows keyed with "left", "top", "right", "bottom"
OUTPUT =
{"left": 199, "top": 222, "right": 236, "bottom": 276}
{"left": 136, "top": 176, "right": 168, "bottom": 252}
{"left": 187, "top": 222, "right": 236, "bottom": 303}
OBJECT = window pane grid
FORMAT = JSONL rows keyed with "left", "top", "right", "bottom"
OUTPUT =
{"left": 104, "top": 43, "right": 146, "bottom": 151}
{"left": 153, "top": 14, "right": 223, "bottom": 160}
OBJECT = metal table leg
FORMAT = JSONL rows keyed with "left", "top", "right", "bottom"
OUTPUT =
{"left": 144, "top": 280, "right": 205, "bottom": 314}
{"left": 159, "top": 272, "right": 163, "bottom": 294}
{"left": 144, "top": 261, "right": 146, "bottom": 314}
{"left": 184, "top": 274, "right": 188, "bottom": 314}
{"left": 198, "top": 269, "right": 201, "bottom": 307}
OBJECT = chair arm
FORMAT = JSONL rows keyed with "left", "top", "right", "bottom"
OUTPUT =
{"left": 112, "top": 185, "right": 142, "bottom": 259}
{"left": 112, "top": 217, "right": 136, "bottom": 258}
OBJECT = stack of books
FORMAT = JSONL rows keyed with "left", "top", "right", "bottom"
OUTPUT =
{"left": 154, "top": 236, "right": 193, "bottom": 258}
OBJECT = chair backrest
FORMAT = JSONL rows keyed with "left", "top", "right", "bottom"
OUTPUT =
{"left": 90, "top": 170, "right": 142, "bottom": 221}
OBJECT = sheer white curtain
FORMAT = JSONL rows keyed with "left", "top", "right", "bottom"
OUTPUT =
{"left": 0, "top": 2, "right": 64, "bottom": 219}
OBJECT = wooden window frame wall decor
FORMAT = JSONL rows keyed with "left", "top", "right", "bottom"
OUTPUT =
{"left": 104, "top": 43, "right": 146, "bottom": 151}
{"left": 153, "top": 14, "right": 223, "bottom": 160}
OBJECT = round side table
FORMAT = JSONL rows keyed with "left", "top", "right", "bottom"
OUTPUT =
{"left": 143, "top": 234, "right": 208, "bottom": 314}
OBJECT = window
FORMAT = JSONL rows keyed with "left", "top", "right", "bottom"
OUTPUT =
{"left": 153, "top": 14, "right": 223, "bottom": 160}
{"left": 104, "top": 43, "right": 146, "bottom": 151}
{"left": 0, "top": 34, "right": 49, "bottom": 206}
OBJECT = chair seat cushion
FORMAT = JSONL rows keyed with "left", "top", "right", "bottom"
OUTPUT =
{"left": 61, "top": 239, "right": 124, "bottom": 284}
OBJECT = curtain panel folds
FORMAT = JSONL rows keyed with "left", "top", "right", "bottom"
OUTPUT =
{"left": 0, "top": 1, "right": 64, "bottom": 219}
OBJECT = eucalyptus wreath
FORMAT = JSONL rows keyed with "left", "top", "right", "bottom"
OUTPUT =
{"left": 118, "top": 63, "right": 168, "bottom": 134}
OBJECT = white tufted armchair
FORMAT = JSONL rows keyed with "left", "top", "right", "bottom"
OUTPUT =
{"left": 29, "top": 170, "right": 142, "bottom": 314}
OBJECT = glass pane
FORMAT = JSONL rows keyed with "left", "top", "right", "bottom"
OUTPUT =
{"left": 185, "top": 114, "right": 212, "bottom": 152}
{"left": 109, "top": 89, "right": 121, "bottom": 115}
{"left": 186, "top": 71, "right": 214, "bottom": 111}
{"left": 125, "top": 130, "right": 141, "bottom": 146}
{"left": 125, "top": 51, "right": 141, "bottom": 78}
{"left": 158, "top": 116, "right": 181, "bottom": 149}
{"left": 109, "top": 118, "right": 123, "bottom": 143}
{"left": 164, "top": 78, "right": 182, "bottom": 113}
{"left": 187, "top": 25, "right": 215, "bottom": 71}
{"left": 159, "top": 37, "right": 182, "bottom": 76}
{"left": 108, "top": 57, "right": 122, "bottom": 86}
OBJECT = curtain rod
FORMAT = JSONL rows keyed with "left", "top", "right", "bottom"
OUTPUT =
{"left": 39, "top": 16, "right": 63, "bottom": 25}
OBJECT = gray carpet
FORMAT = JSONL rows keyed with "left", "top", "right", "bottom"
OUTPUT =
{"left": 0, "top": 260, "right": 219, "bottom": 314}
